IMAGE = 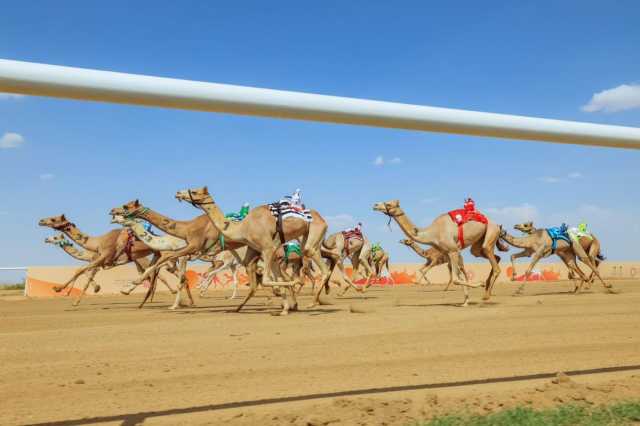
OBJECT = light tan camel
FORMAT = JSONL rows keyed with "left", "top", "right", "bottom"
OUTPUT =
{"left": 321, "top": 231, "right": 372, "bottom": 295}
{"left": 399, "top": 238, "right": 471, "bottom": 289}
{"left": 44, "top": 234, "right": 101, "bottom": 294}
{"left": 175, "top": 187, "right": 332, "bottom": 314}
{"left": 198, "top": 247, "right": 246, "bottom": 299}
{"left": 109, "top": 201, "right": 242, "bottom": 310}
{"left": 110, "top": 214, "right": 227, "bottom": 307}
{"left": 499, "top": 226, "right": 613, "bottom": 295}
{"left": 373, "top": 200, "right": 507, "bottom": 306}
{"left": 364, "top": 246, "right": 392, "bottom": 287}
{"left": 512, "top": 221, "right": 604, "bottom": 288}
{"left": 38, "top": 215, "right": 174, "bottom": 305}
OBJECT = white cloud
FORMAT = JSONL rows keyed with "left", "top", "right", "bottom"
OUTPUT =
{"left": 582, "top": 83, "right": 640, "bottom": 113}
{"left": 0, "top": 132, "right": 25, "bottom": 149}
{"left": 485, "top": 203, "right": 540, "bottom": 225}
{"left": 325, "top": 213, "right": 357, "bottom": 230}
{"left": 39, "top": 173, "right": 55, "bottom": 181}
{"left": 372, "top": 155, "right": 401, "bottom": 166}
{"left": 0, "top": 93, "right": 24, "bottom": 100}
{"left": 538, "top": 172, "right": 584, "bottom": 184}
{"left": 538, "top": 176, "right": 561, "bottom": 184}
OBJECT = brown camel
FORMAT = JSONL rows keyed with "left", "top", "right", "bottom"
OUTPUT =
{"left": 399, "top": 238, "right": 471, "bottom": 290}
{"left": 38, "top": 215, "right": 174, "bottom": 305}
{"left": 373, "top": 200, "right": 506, "bottom": 306}
{"left": 174, "top": 186, "right": 332, "bottom": 314}
{"left": 499, "top": 226, "right": 612, "bottom": 295}
{"left": 109, "top": 201, "right": 245, "bottom": 310}
{"left": 512, "top": 221, "right": 604, "bottom": 288}
{"left": 321, "top": 231, "right": 372, "bottom": 295}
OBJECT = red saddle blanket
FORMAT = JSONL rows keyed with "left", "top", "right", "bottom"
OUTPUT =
{"left": 447, "top": 209, "right": 488, "bottom": 248}
{"left": 342, "top": 229, "right": 363, "bottom": 241}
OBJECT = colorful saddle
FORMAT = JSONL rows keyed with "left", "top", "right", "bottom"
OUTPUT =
{"left": 447, "top": 209, "right": 488, "bottom": 248}
{"left": 568, "top": 223, "right": 593, "bottom": 242}
{"left": 225, "top": 204, "right": 249, "bottom": 222}
{"left": 546, "top": 224, "right": 571, "bottom": 253}
{"left": 284, "top": 241, "right": 302, "bottom": 261}
{"left": 268, "top": 198, "right": 313, "bottom": 222}
{"left": 371, "top": 242, "right": 382, "bottom": 254}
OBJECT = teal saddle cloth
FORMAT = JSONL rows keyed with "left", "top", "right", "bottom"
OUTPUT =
{"left": 546, "top": 224, "right": 570, "bottom": 253}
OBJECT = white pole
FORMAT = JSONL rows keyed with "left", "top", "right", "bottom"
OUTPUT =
{"left": 1, "top": 59, "right": 639, "bottom": 149}
{"left": 0, "top": 267, "right": 28, "bottom": 296}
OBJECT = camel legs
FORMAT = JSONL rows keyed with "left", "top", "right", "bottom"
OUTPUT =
{"left": 570, "top": 240, "right": 612, "bottom": 292}
{"left": 169, "top": 257, "right": 194, "bottom": 310}
{"left": 228, "top": 264, "right": 239, "bottom": 299}
{"left": 308, "top": 251, "right": 338, "bottom": 308}
{"left": 236, "top": 256, "right": 260, "bottom": 312}
{"left": 510, "top": 249, "right": 533, "bottom": 281}
{"left": 513, "top": 249, "right": 547, "bottom": 296}
{"left": 55, "top": 255, "right": 107, "bottom": 297}
{"left": 555, "top": 251, "right": 591, "bottom": 293}
{"left": 447, "top": 251, "right": 472, "bottom": 307}
{"left": 71, "top": 267, "right": 100, "bottom": 306}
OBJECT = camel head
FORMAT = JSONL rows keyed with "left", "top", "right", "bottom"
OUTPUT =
{"left": 514, "top": 221, "right": 535, "bottom": 234}
{"left": 399, "top": 239, "right": 413, "bottom": 246}
{"left": 44, "top": 233, "right": 67, "bottom": 245}
{"left": 110, "top": 214, "right": 138, "bottom": 227}
{"left": 110, "top": 200, "right": 145, "bottom": 218}
{"left": 175, "top": 186, "right": 214, "bottom": 206}
{"left": 38, "top": 214, "right": 73, "bottom": 230}
{"left": 372, "top": 200, "right": 402, "bottom": 217}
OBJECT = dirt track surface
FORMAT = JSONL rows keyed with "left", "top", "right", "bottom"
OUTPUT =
{"left": 1, "top": 280, "right": 640, "bottom": 425}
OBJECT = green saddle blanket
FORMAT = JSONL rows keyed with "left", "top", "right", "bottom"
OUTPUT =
{"left": 284, "top": 242, "right": 302, "bottom": 261}
{"left": 225, "top": 205, "right": 249, "bottom": 222}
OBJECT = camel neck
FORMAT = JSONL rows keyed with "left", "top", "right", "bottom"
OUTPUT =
{"left": 408, "top": 241, "right": 429, "bottom": 258}
{"left": 501, "top": 231, "right": 537, "bottom": 248}
{"left": 138, "top": 209, "right": 187, "bottom": 238}
{"left": 61, "top": 225, "right": 100, "bottom": 252}
{"left": 198, "top": 202, "right": 244, "bottom": 242}
{"left": 61, "top": 244, "right": 95, "bottom": 262}
{"left": 392, "top": 210, "right": 438, "bottom": 245}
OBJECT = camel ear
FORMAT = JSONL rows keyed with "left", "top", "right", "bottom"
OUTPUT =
{"left": 134, "top": 199, "right": 140, "bottom": 207}
{"left": 203, "top": 186, "right": 209, "bottom": 194}
{"left": 61, "top": 214, "right": 66, "bottom": 221}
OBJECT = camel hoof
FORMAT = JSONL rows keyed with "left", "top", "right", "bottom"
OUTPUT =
{"left": 53, "top": 286, "right": 64, "bottom": 293}
{"left": 306, "top": 303, "right": 318, "bottom": 309}
{"left": 72, "top": 301, "right": 80, "bottom": 307}
{"left": 482, "top": 295, "right": 490, "bottom": 301}
{"left": 168, "top": 305, "right": 179, "bottom": 311}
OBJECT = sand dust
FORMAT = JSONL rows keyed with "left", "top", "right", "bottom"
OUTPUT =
{"left": 1, "top": 280, "right": 639, "bottom": 425}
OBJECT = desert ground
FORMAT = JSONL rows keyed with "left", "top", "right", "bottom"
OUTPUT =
{"left": 1, "top": 279, "right": 640, "bottom": 425}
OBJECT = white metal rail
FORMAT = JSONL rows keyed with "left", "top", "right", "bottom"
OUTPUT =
{"left": 1, "top": 59, "right": 639, "bottom": 149}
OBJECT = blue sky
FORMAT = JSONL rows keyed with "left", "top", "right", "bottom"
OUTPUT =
{"left": 1, "top": 1, "right": 639, "bottom": 280}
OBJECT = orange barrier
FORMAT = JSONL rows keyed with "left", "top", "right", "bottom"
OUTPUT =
{"left": 25, "top": 261, "right": 640, "bottom": 297}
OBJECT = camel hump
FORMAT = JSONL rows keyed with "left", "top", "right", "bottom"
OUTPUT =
{"left": 323, "top": 233, "right": 337, "bottom": 249}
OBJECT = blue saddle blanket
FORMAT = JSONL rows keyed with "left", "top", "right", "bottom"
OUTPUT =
{"left": 546, "top": 225, "right": 570, "bottom": 252}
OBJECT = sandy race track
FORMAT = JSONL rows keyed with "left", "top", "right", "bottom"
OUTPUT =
{"left": 1, "top": 279, "right": 640, "bottom": 425}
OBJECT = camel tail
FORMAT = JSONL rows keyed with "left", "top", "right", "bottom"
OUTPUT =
{"left": 496, "top": 237, "right": 509, "bottom": 252}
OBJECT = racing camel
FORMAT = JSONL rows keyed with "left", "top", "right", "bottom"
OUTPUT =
{"left": 174, "top": 186, "right": 332, "bottom": 313}
{"left": 373, "top": 199, "right": 507, "bottom": 306}
{"left": 500, "top": 222, "right": 612, "bottom": 295}
{"left": 399, "top": 238, "right": 471, "bottom": 289}
{"left": 39, "top": 215, "right": 175, "bottom": 305}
